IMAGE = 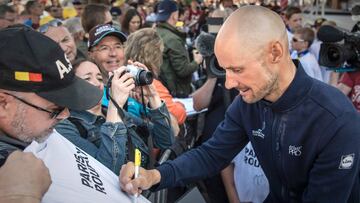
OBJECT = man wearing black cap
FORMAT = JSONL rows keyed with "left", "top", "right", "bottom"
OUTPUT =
{"left": 156, "top": 0, "right": 203, "bottom": 98}
{"left": 0, "top": 25, "right": 102, "bottom": 164}
{"left": 1, "top": 25, "right": 152, "bottom": 203}
{"left": 88, "top": 23, "right": 127, "bottom": 83}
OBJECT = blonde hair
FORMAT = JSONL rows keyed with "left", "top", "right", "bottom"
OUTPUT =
{"left": 125, "top": 28, "right": 164, "bottom": 77}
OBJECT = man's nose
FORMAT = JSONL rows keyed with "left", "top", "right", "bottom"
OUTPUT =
{"left": 225, "top": 73, "right": 237, "bottom": 90}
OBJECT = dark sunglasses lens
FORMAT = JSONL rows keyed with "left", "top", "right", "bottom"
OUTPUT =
{"left": 51, "top": 108, "right": 64, "bottom": 119}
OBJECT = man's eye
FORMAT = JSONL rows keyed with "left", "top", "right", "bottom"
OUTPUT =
{"left": 99, "top": 46, "right": 109, "bottom": 51}
{"left": 115, "top": 44, "right": 124, "bottom": 49}
{"left": 232, "top": 69, "right": 242, "bottom": 73}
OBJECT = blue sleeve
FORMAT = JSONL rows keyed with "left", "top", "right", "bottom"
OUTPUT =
{"left": 55, "top": 119, "right": 99, "bottom": 157}
{"left": 56, "top": 119, "right": 129, "bottom": 175}
{"left": 148, "top": 102, "right": 174, "bottom": 149}
{"left": 130, "top": 102, "right": 174, "bottom": 149}
{"left": 302, "top": 112, "right": 360, "bottom": 202}
{"left": 154, "top": 97, "right": 249, "bottom": 190}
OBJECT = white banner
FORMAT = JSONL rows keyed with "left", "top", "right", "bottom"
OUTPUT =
{"left": 24, "top": 130, "right": 149, "bottom": 203}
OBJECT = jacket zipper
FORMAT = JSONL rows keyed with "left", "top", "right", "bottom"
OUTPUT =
{"left": 272, "top": 113, "right": 289, "bottom": 201}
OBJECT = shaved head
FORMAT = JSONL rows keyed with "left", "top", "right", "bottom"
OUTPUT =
{"left": 215, "top": 5, "right": 288, "bottom": 57}
{"left": 214, "top": 5, "right": 296, "bottom": 103}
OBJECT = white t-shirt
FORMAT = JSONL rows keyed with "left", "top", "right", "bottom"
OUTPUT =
{"left": 24, "top": 130, "right": 150, "bottom": 203}
{"left": 299, "top": 52, "right": 323, "bottom": 82}
{"left": 287, "top": 29, "right": 294, "bottom": 52}
{"left": 233, "top": 142, "right": 269, "bottom": 203}
{"left": 291, "top": 50, "right": 324, "bottom": 82}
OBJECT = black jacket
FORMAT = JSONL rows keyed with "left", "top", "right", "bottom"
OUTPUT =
{"left": 155, "top": 62, "right": 360, "bottom": 202}
{"left": 0, "top": 131, "right": 28, "bottom": 166}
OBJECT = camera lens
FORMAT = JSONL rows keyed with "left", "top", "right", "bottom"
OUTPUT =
{"left": 209, "top": 54, "right": 225, "bottom": 78}
{"left": 328, "top": 46, "right": 341, "bottom": 62}
{"left": 137, "top": 70, "right": 153, "bottom": 86}
{"left": 126, "top": 65, "right": 153, "bottom": 86}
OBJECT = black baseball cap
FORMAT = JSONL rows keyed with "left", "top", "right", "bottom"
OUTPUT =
{"left": 156, "top": 0, "right": 178, "bottom": 22}
{"left": 110, "top": 7, "right": 122, "bottom": 16}
{"left": 0, "top": 26, "right": 102, "bottom": 110}
{"left": 88, "top": 24, "right": 127, "bottom": 50}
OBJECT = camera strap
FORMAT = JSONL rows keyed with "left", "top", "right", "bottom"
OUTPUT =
{"left": 106, "top": 76, "right": 135, "bottom": 163}
{"left": 109, "top": 94, "right": 136, "bottom": 163}
{"left": 140, "top": 87, "right": 156, "bottom": 169}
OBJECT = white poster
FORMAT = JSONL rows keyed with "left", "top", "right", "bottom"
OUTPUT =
{"left": 24, "top": 130, "right": 150, "bottom": 203}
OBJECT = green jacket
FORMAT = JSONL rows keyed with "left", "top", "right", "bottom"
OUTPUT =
{"left": 156, "top": 22, "right": 199, "bottom": 98}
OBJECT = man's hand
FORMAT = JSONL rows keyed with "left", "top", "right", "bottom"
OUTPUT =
{"left": 109, "top": 66, "right": 136, "bottom": 108}
{"left": 119, "top": 162, "right": 161, "bottom": 195}
{"left": 0, "top": 151, "right": 51, "bottom": 202}
{"left": 193, "top": 49, "right": 203, "bottom": 65}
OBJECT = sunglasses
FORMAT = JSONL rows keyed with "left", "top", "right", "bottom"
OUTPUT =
{"left": 292, "top": 37, "right": 305, "bottom": 43}
{"left": 3, "top": 92, "right": 66, "bottom": 119}
{"left": 39, "top": 18, "right": 63, "bottom": 33}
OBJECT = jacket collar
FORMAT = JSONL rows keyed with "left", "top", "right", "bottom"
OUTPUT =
{"left": 0, "top": 130, "right": 29, "bottom": 149}
{"left": 260, "top": 60, "right": 313, "bottom": 112}
{"left": 70, "top": 110, "right": 99, "bottom": 124}
{"left": 157, "top": 22, "right": 187, "bottom": 39}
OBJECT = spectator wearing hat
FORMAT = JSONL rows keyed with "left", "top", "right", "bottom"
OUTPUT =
{"left": 0, "top": 25, "right": 101, "bottom": 157}
{"left": 88, "top": 23, "right": 127, "bottom": 83}
{"left": 110, "top": 7, "right": 122, "bottom": 30}
{"left": 351, "top": 5, "right": 360, "bottom": 33}
{"left": 156, "top": 0, "right": 203, "bottom": 98}
{"left": 39, "top": 19, "right": 86, "bottom": 64}
{"left": 0, "top": 25, "right": 102, "bottom": 202}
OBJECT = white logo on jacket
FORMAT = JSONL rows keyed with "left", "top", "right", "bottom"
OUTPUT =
{"left": 289, "top": 145, "right": 302, "bottom": 156}
{"left": 252, "top": 121, "right": 266, "bottom": 139}
{"left": 339, "top": 154, "right": 355, "bottom": 169}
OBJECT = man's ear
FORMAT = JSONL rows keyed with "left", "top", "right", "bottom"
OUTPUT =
{"left": 268, "top": 41, "right": 283, "bottom": 64}
{"left": 171, "top": 12, "right": 177, "bottom": 22}
{"left": 0, "top": 92, "right": 12, "bottom": 118}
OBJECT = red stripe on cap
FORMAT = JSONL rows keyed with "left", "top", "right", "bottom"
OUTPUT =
{"left": 29, "top": 73, "right": 43, "bottom": 82}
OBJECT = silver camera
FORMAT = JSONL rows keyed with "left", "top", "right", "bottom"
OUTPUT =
{"left": 125, "top": 65, "right": 153, "bottom": 86}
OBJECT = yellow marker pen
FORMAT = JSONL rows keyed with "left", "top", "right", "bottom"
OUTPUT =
{"left": 134, "top": 149, "right": 141, "bottom": 179}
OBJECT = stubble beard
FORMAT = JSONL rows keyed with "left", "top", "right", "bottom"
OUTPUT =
{"left": 243, "top": 64, "right": 279, "bottom": 104}
{"left": 11, "top": 104, "right": 53, "bottom": 143}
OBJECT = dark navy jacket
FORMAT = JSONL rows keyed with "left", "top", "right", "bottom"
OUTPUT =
{"left": 155, "top": 63, "right": 360, "bottom": 202}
